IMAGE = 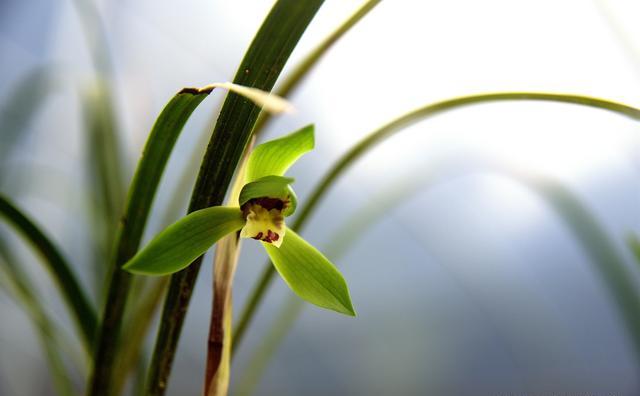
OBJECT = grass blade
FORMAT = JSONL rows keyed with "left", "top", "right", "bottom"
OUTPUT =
{"left": 523, "top": 176, "right": 640, "bottom": 359}
{"left": 0, "top": 238, "right": 76, "bottom": 396}
{"left": 0, "top": 66, "right": 56, "bottom": 181}
{"left": 82, "top": 84, "right": 127, "bottom": 295}
{"left": 146, "top": 2, "right": 324, "bottom": 395}
{"left": 87, "top": 88, "right": 212, "bottom": 396}
{"left": 233, "top": 91, "right": 640, "bottom": 351}
{"left": 0, "top": 195, "right": 97, "bottom": 350}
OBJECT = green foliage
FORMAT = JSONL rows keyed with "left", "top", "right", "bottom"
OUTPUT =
{"left": 88, "top": 87, "right": 213, "bottom": 396}
{"left": 264, "top": 229, "right": 355, "bottom": 316}
{"left": 149, "top": 2, "right": 324, "bottom": 392}
{"left": 0, "top": 195, "right": 97, "bottom": 350}
{"left": 246, "top": 124, "right": 315, "bottom": 182}
{"left": 123, "top": 207, "right": 245, "bottom": 276}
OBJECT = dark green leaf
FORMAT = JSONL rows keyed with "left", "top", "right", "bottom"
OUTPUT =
{"left": 246, "top": 124, "right": 314, "bottom": 183}
{"left": 123, "top": 207, "right": 245, "bottom": 276}
{"left": 263, "top": 229, "right": 355, "bottom": 316}
{"left": 88, "top": 88, "right": 213, "bottom": 395}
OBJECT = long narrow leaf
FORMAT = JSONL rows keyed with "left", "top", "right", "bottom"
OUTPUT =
{"left": 148, "top": 2, "right": 324, "bottom": 395}
{"left": 0, "top": 195, "right": 97, "bottom": 349}
{"left": 88, "top": 88, "right": 212, "bottom": 396}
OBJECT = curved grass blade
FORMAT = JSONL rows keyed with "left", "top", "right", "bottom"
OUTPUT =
{"left": 0, "top": 195, "right": 97, "bottom": 350}
{"left": 0, "top": 238, "right": 76, "bottom": 396}
{"left": 233, "top": 91, "right": 640, "bottom": 351}
{"left": 147, "top": 2, "right": 324, "bottom": 395}
{"left": 87, "top": 88, "right": 213, "bottom": 396}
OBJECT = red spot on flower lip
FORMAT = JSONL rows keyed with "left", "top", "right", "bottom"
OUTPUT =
{"left": 252, "top": 232, "right": 263, "bottom": 240}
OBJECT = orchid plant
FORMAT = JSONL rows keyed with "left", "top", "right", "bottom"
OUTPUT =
{"left": 123, "top": 125, "right": 355, "bottom": 316}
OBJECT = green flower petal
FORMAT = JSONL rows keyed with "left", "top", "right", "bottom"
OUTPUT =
{"left": 238, "top": 175, "right": 297, "bottom": 217}
{"left": 123, "top": 207, "right": 245, "bottom": 276}
{"left": 263, "top": 229, "right": 356, "bottom": 316}
{"left": 246, "top": 124, "right": 314, "bottom": 183}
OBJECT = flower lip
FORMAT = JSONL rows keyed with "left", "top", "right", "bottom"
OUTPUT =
{"left": 240, "top": 197, "right": 287, "bottom": 248}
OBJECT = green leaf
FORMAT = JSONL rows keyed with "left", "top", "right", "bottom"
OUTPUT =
{"left": 263, "top": 229, "right": 355, "bottom": 316}
{"left": 88, "top": 87, "right": 213, "bottom": 395}
{"left": 246, "top": 124, "right": 314, "bottom": 183}
{"left": 238, "top": 175, "right": 297, "bottom": 216}
{"left": 0, "top": 195, "right": 97, "bottom": 349}
{"left": 149, "top": 0, "right": 325, "bottom": 393}
{"left": 123, "top": 207, "right": 245, "bottom": 276}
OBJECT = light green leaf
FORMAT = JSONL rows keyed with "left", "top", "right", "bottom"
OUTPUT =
{"left": 263, "top": 229, "right": 355, "bottom": 316}
{"left": 246, "top": 124, "right": 314, "bottom": 183}
{"left": 238, "top": 175, "right": 297, "bottom": 216}
{"left": 123, "top": 207, "right": 245, "bottom": 276}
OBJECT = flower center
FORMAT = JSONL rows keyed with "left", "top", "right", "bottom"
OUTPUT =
{"left": 240, "top": 198, "right": 286, "bottom": 247}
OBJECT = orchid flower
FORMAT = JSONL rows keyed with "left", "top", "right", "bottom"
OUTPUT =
{"left": 123, "top": 125, "right": 355, "bottom": 316}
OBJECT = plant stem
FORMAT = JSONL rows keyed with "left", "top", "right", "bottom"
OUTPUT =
{"left": 145, "top": 2, "right": 324, "bottom": 395}
{"left": 232, "top": 91, "right": 640, "bottom": 351}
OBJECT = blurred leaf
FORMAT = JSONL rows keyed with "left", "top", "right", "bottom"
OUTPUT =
{"left": 628, "top": 234, "right": 640, "bottom": 264}
{"left": 246, "top": 124, "right": 314, "bottom": 182}
{"left": 82, "top": 84, "right": 127, "bottom": 296}
{"left": 522, "top": 176, "right": 640, "bottom": 360}
{"left": 264, "top": 229, "right": 355, "bottom": 316}
{"left": 0, "top": 237, "right": 76, "bottom": 396}
{"left": 111, "top": 277, "right": 168, "bottom": 396}
{"left": 0, "top": 195, "right": 97, "bottom": 350}
{"left": 0, "top": 66, "right": 56, "bottom": 181}
{"left": 83, "top": 84, "right": 127, "bottom": 229}
{"left": 123, "top": 207, "right": 245, "bottom": 276}
{"left": 88, "top": 87, "right": 213, "bottom": 395}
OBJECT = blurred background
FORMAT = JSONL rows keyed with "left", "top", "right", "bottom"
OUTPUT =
{"left": 2, "top": 0, "right": 640, "bottom": 395}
